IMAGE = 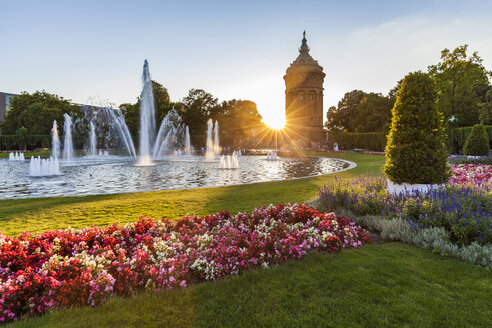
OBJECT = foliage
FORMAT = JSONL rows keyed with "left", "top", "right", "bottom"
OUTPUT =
{"left": 325, "top": 90, "right": 394, "bottom": 133}
{"left": 0, "top": 204, "right": 368, "bottom": 323}
{"left": 463, "top": 124, "right": 490, "bottom": 156}
{"left": 180, "top": 89, "right": 218, "bottom": 148}
{"left": 479, "top": 89, "right": 492, "bottom": 125}
{"left": 331, "top": 131, "right": 386, "bottom": 151}
{"left": 41, "top": 137, "right": 50, "bottom": 149}
{"left": 318, "top": 174, "right": 492, "bottom": 245}
{"left": 449, "top": 155, "right": 492, "bottom": 165}
{"left": 447, "top": 124, "right": 492, "bottom": 154}
{"left": 352, "top": 93, "right": 394, "bottom": 133}
{"left": 330, "top": 208, "right": 492, "bottom": 269}
{"left": 383, "top": 71, "right": 449, "bottom": 184}
{"left": 0, "top": 91, "right": 84, "bottom": 136}
{"left": 213, "top": 100, "right": 263, "bottom": 148}
{"left": 428, "top": 45, "right": 491, "bottom": 127}
{"left": 0, "top": 135, "right": 51, "bottom": 151}
{"left": 325, "top": 90, "right": 366, "bottom": 131}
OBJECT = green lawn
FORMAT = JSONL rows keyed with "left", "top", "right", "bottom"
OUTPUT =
{"left": 3, "top": 152, "right": 491, "bottom": 327}
{"left": 9, "top": 243, "right": 492, "bottom": 328}
{"left": 0, "top": 152, "right": 384, "bottom": 236}
{"left": 0, "top": 150, "right": 51, "bottom": 159}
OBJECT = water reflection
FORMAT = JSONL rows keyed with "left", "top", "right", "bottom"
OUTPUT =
{"left": 0, "top": 156, "right": 350, "bottom": 199}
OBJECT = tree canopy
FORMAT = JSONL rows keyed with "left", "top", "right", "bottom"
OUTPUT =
{"left": 0, "top": 91, "right": 84, "bottom": 136}
{"left": 428, "top": 45, "right": 491, "bottom": 127}
{"left": 325, "top": 90, "right": 393, "bottom": 133}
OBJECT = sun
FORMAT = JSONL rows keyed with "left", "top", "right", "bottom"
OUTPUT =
{"left": 262, "top": 117, "right": 286, "bottom": 130}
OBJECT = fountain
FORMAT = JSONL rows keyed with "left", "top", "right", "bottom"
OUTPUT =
{"left": 63, "top": 114, "right": 74, "bottom": 162}
{"left": 220, "top": 153, "right": 239, "bottom": 169}
{"left": 153, "top": 108, "right": 189, "bottom": 159}
{"left": 88, "top": 121, "right": 97, "bottom": 156}
{"left": 8, "top": 152, "right": 25, "bottom": 161}
{"left": 185, "top": 126, "right": 191, "bottom": 155}
{"left": 137, "top": 59, "right": 156, "bottom": 165}
{"left": 101, "top": 107, "right": 136, "bottom": 158}
{"left": 213, "top": 121, "right": 220, "bottom": 155}
{"left": 205, "top": 119, "right": 220, "bottom": 160}
{"left": 52, "top": 120, "right": 60, "bottom": 161}
{"left": 266, "top": 151, "right": 278, "bottom": 161}
{"left": 29, "top": 156, "right": 61, "bottom": 176}
{"left": 205, "top": 119, "right": 215, "bottom": 160}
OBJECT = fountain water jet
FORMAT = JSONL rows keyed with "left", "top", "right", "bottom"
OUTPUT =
{"left": 153, "top": 108, "right": 189, "bottom": 159}
{"left": 9, "top": 152, "right": 24, "bottom": 161}
{"left": 52, "top": 120, "right": 60, "bottom": 161}
{"left": 29, "top": 156, "right": 60, "bottom": 176}
{"left": 205, "top": 119, "right": 215, "bottom": 160}
{"left": 63, "top": 114, "right": 74, "bottom": 162}
{"left": 88, "top": 121, "right": 97, "bottom": 156}
{"left": 105, "top": 108, "right": 136, "bottom": 158}
{"left": 213, "top": 121, "right": 220, "bottom": 155}
{"left": 220, "top": 153, "right": 239, "bottom": 169}
{"left": 137, "top": 60, "right": 156, "bottom": 165}
{"left": 185, "top": 126, "right": 191, "bottom": 155}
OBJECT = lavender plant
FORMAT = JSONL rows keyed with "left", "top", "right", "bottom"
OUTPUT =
{"left": 319, "top": 175, "right": 492, "bottom": 245}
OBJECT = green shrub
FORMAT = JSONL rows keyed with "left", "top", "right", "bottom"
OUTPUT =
{"left": 383, "top": 72, "right": 449, "bottom": 184}
{"left": 41, "top": 137, "right": 50, "bottom": 149}
{"left": 331, "top": 131, "right": 386, "bottom": 151}
{"left": 463, "top": 124, "right": 490, "bottom": 156}
{"left": 447, "top": 125, "right": 492, "bottom": 154}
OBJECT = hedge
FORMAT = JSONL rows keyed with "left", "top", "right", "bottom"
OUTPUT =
{"left": 331, "top": 125, "right": 492, "bottom": 154}
{"left": 0, "top": 135, "right": 50, "bottom": 151}
{"left": 331, "top": 131, "right": 386, "bottom": 152}
{"left": 447, "top": 125, "right": 492, "bottom": 154}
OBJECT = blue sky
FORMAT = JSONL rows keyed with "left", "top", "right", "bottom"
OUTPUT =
{"left": 1, "top": 0, "right": 491, "bottom": 127}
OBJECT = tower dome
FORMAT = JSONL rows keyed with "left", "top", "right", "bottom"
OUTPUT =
{"left": 284, "top": 31, "right": 325, "bottom": 146}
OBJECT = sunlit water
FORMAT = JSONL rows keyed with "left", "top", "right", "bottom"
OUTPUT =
{"left": 0, "top": 155, "right": 351, "bottom": 199}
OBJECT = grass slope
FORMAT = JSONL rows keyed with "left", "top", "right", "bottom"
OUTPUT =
{"left": 0, "top": 153, "right": 384, "bottom": 236}
{"left": 9, "top": 243, "right": 492, "bottom": 328}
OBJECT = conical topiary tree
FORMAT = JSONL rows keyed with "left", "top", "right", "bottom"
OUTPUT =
{"left": 463, "top": 124, "right": 490, "bottom": 156}
{"left": 383, "top": 71, "right": 449, "bottom": 184}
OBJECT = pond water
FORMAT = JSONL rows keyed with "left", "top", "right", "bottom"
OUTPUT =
{"left": 0, "top": 155, "right": 352, "bottom": 200}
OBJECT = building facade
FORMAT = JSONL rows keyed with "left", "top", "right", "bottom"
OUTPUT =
{"left": 284, "top": 32, "right": 325, "bottom": 146}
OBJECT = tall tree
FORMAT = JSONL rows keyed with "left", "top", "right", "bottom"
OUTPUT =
{"left": 428, "top": 45, "right": 491, "bottom": 127}
{"left": 152, "top": 81, "right": 173, "bottom": 127}
{"left": 180, "top": 89, "right": 219, "bottom": 147}
{"left": 215, "top": 99, "right": 263, "bottom": 147}
{"left": 325, "top": 90, "right": 367, "bottom": 131}
{"left": 0, "top": 91, "right": 84, "bottom": 137}
{"left": 353, "top": 93, "right": 394, "bottom": 133}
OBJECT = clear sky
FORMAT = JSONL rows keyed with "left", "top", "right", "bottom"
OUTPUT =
{"left": 1, "top": 0, "right": 491, "bottom": 128}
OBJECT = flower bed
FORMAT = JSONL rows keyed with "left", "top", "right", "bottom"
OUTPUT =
{"left": 318, "top": 175, "right": 492, "bottom": 245}
{"left": 449, "top": 164, "right": 492, "bottom": 189}
{"left": 0, "top": 204, "right": 368, "bottom": 324}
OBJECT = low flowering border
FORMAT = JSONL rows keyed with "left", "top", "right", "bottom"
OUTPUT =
{"left": 449, "top": 164, "right": 492, "bottom": 190}
{"left": 0, "top": 204, "right": 368, "bottom": 324}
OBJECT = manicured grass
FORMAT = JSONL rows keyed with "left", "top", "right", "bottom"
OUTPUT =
{"left": 9, "top": 243, "right": 492, "bottom": 328}
{"left": 0, "top": 150, "right": 51, "bottom": 158}
{"left": 0, "top": 153, "right": 385, "bottom": 236}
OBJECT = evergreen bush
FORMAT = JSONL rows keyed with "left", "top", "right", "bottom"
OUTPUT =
{"left": 463, "top": 124, "right": 490, "bottom": 156}
{"left": 383, "top": 72, "right": 449, "bottom": 184}
{"left": 42, "top": 137, "right": 50, "bottom": 149}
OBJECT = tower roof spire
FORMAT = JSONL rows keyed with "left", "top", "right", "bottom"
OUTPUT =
{"left": 299, "top": 30, "right": 310, "bottom": 53}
